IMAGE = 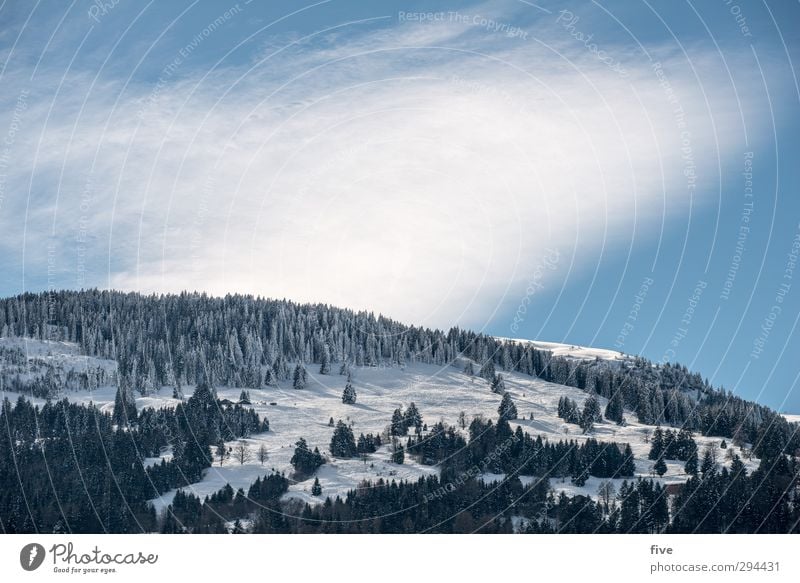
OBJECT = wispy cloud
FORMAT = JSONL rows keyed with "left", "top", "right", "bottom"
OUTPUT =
{"left": 0, "top": 5, "right": 778, "bottom": 328}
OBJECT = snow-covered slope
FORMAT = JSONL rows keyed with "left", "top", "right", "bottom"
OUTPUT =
{"left": 0, "top": 336, "right": 117, "bottom": 371}
{"left": 0, "top": 336, "right": 757, "bottom": 515}
{"left": 495, "top": 337, "right": 631, "bottom": 363}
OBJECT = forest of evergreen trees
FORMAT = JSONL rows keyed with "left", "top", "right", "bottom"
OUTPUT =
{"left": 0, "top": 290, "right": 798, "bottom": 534}
{"left": 0, "top": 382, "right": 266, "bottom": 533}
{"left": 1, "top": 290, "right": 795, "bottom": 454}
{"left": 3, "top": 384, "right": 795, "bottom": 534}
{"left": 167, "top": 441, "right": 799, "bottom": 534}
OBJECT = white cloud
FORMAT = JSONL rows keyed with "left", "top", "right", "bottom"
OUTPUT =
{"left": 0, "top": 14, "right": 770, "bottom": 329}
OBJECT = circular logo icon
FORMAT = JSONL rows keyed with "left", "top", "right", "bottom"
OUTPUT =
{"left": 20, "top": 543, "right": 46, "bottom": 571}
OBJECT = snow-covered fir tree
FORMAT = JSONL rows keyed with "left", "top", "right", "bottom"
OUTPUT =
{"left": 341, "top": 376, "right": 357, "bottom": 404}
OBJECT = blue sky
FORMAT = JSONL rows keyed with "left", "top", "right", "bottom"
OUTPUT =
{"left": 1, "top": 0, "right": 799, "bottom": 412}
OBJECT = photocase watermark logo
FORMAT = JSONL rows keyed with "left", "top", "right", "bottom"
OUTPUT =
{"left": 19, "top": 543, "right": 46, "bottom": 571}
{"left": 16, "top": 542, "right": 159, "bottom": 575}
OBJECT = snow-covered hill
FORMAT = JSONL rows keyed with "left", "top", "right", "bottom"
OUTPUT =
{"left": 0, "top": 336, "right": 117, "bottom": 372}
{"left": 495, "top": 338, "right": 631, "bottom": 364}
{"left": 0, "top": 335, "right": 760, "bottom": 518}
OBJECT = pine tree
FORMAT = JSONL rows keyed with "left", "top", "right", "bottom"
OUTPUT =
{"left": 618, "top": 481, "right": 640, "bottom": 532}
{"left": 490, "top": 374, "right": 506, "bottom": 394}
{"left": 674, "top": 428, "right": 696, "bottom": 461}
{"left": 621, "top": 444, "right": 636, "bottom": 476}
{"left": 404, "top": 402, "right": 422, "bottom": 432}
{"left": 112, "top": 382, "right": 137, "bottom": 425}
{"left": 700, "top": 448, "right": 716, "bottom": 476}
{"left": 479, "top": 360, "right": 496, "bottom": 380}
{"left": 319, "top": 345, "right": 331, "bottom": 375}
{"left": 654, "top": 457, "right": 667, "bottom": 477}
{"left": 293, "top": 364, "right": 306, "bottom": 390}
{"left": 684, "top": 451, "right": 698, "bottom": 475}
{"left": 637, "top": 385, "right": 654, "bottom": 424}
{"left": 311, "top": 477, "right": 322, "bottom": 496}
{"left": 605, "top": 389, "right": 624, "bottom": 424}
{"left": 650, "top": 483, "right": 670, "bottom": 533}
{"left": 572, "top": 454, "right": 589, "bottom": 486}
{"left": 568, "top": 398, "right": 579, "bottom": 423}
{"left": 392, "top": 439, "right": 405, "bottom": 464}
{"left": 390, "top": 408, "right": 406, "bottom": 436}
{"left": 357, "top": 433, "right": 378, "bottom": 454}
{"left": 558, "top": 396, "right": 581, "bottom": 424}
{"left": 558, "top": 396, "right": 567, "bottom": 419}
{"left": 290, "top": 437, "right": 325, "bottom": 476}
{"left": 341, "top": 378, "right": 357, "bottom": 404}
{"left": 329, "top": 421, "right": 357, "bottom": 458}
{"left": 649, "top": 427, "right": 665, "bottom": 460}
{"left": 497, "top": 393, "right": 518, "bottom": 420}
{"left": 580, "top": 395, "right": 601, "bottom": 433}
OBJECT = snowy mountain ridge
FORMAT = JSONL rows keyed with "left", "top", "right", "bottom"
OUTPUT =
{"left": 493, "top": 337, "right": 631, "bottom": 364}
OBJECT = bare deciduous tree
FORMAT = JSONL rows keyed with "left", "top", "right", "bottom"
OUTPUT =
{"left": 597, "top": 480, "right": 616, "bottom": 513}
{"left": 234, "top": 440, "right": 251, "bottom": 465}
{"left": 257, "top": 443, "right": 269, "bottom": 465}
